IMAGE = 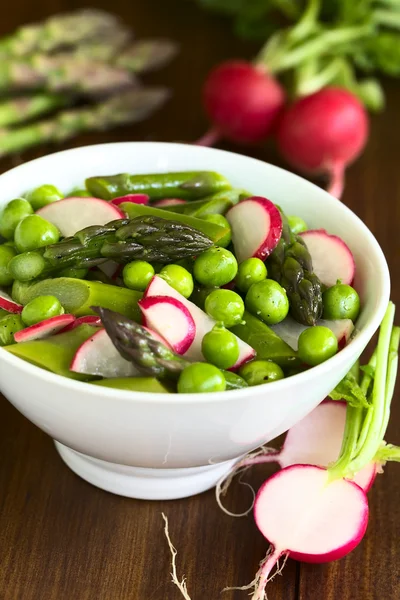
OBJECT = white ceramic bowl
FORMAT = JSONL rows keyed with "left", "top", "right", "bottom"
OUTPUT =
{"left": 0, "top": 143, "right": 390, "bottom": 500}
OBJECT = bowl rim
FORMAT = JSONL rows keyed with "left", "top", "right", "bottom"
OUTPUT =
{"left": 0, "top": 141, "right": 391, "bottom": 404}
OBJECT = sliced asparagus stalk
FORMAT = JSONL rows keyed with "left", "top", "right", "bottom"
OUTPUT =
{"left": 0, "top": 88, "right": 170, "bottom": 158}
{"left": 115, "top": 39, "right": 179, "bottom": 73}
{"left": 0, "top": 94, "right": 69, "bottom": 127}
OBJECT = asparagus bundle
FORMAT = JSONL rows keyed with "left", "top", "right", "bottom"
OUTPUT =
{"left": 0, "top": 94, "right": 69, "bottom": 128}
{"left": 0, "top": 88, "right": 169, "bottom": 158}
{"left": 267, "top": 212, "right": 323, "bottom": 326}
{"left": 94, "top": 307, "right": 191, "bottom": 379}
{"left": 10, "top": 216, "right": 214, "bottom": 281}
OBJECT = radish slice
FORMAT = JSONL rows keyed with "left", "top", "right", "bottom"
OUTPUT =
{"left": 111, "top": 194, "right": 149, "bottom": 206}
{"left": 145, "top": 276, "right": 255, "bottom": 367}
{"left": 37, "top": 197, "right": 125, "bottom": 237}
{"left": 142, "top": 326, "right": 172, "bottom": 349}
{"left": 14, "top": 314, "right": 75, "bottom": 342}
{"left": 139, "top": 296, "right": 196, "bottom": 354}
{"left": 226, "top": 197, "right": 282, "bottom": 263}
{"left": 70, "top": 328, "right": 138, "bottom": 378}
{"left": 300, "top": 229, "right": 355, "bottom": 287}
{"left": 272, "top": 316, "right": 354, "bottom": 351}
{"left": 153, "top": 198, "right": 187, "bottom": 207}
{"left": 0, "top": 290, "right": 23, "bottom": 314}
{"left": 60, "top": 315, "right": 102, "bottom": 333}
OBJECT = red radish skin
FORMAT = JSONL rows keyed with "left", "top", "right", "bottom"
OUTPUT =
{"left": 37, "top": 197, "right": 124, "bottom": 237}
{"left": 250, "top": 465, "right": 369, "bottom": 598}
{"left": 153, "top": 199, "right": 187, "bottom": 207}
{"left": 277, "top": 87, "right": 369, "bottom": 199}
{"left": 70, "top": 328, "right": 139, "bottom": 378}
{"left": 272, "top": 316, "right": 354, "bottom": 351}
{"left": 60, "top": 315, "right": 102, "bottom": 333}
{"left": 111, "top": 194, "right": 149, "bottom": 206}
{"left": 139, "top": 295, "right": 196, "bottom": 355}
{"left": 0, "top": 291, "right": 23, "bottom": 314}
{"left": 14, "top": 314, "right": 75, "bottom": 342}
{"left": 145, "top": 276, "right": 255, "bottom": 367}
{"left": 200, "top": 61, "right": 285, "bottom": 145}
{"left": 300, "top": 229, "right": 355, "bottom": 287}
{"left": 226, "top": 197, "right": 282, "bottom": 263}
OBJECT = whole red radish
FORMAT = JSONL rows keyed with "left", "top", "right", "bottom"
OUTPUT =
{"left": 277, "top": 87, "right": 369, "bottom": 198}
{"left": 201, "top": 60, "right": 285, "bottom": 145}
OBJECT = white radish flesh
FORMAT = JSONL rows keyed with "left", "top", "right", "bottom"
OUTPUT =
{"left": 144, "top": 275, "right": 255, "bottom": 367}
{"left": 153, "top": 198, "right": 187, "bottom": 207}
{"left": 252, "top": 465, "right": 368, "bottom": 599}
{"left": 226, "top": 197, "right": 282, "bottom": 263}
{"left": 271, "top": 316, "right": 354, "bottom": 351}
{"left": 0, "top": 290, "right": 23, "bottom": 314}
{"left": 37, "top": 197, "right": 124, "bottom": 237}
{"left": 139, "top": 295, "right": 196, "bottom": 354}
{"left": 70, "top": 328, "right": 139, "bottom": 378}
{"left": 14, "top": 314, "right": 75, "bottom": 342}
{"left": 300, "top": 229, "right": 355, "bottom": 287}
{"left": 142, "top": 326, "right": 172, "bottom": 349}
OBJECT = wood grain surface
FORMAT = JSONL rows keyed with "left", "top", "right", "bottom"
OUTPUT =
{"left": 0, "top": 1, "right": 399, "bottom": 599}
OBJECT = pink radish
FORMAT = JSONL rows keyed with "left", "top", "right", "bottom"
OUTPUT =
{"left": 272, "top": 316, "right": 354, "bottom": 351}
{"left": 143, "top": 325, "right": 172, "bottom": 349}
{"left": 60, "top": 315, "right": 102, "bottom": 333}
{"left": 277, "top": 87, "right": 369, "bottom": 198}
{"left": 139, "top": 296, "right": 196, "bottom": 354}
{"left": 14, "top": 314, "right": 75, "bottom": 342}
{"left": 300, "top": 229, "right": 355, "bottom": 287}
{"left": 200, "top": 61, "right": 285, "bottom": 145}
{"left": 111, "top": 194, "right": 149, "bottom": 206}
{"left": 70, "top": 328, "right": 139, "bottom": 378}
{"left": 153, "top": 199, "right": 187, "bottom": 207}
{"left": 226, "top": 197, "right": 282, "bottom": 263}
{"left": 145, "top": 276, "right": 255, "bottom": 367}
{"left": 37, "top": 197, "right": 124, "bottom": 237}
{"left": 0, "top": 290, "right": 22, "bottom": 314}
{"left": 249, "top": 465, "right": 368, "bottom": 597}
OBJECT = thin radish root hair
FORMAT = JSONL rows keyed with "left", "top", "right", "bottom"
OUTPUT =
{"left": 215, "top": 446, "right": 279, "bottom": 517}
{"left": 162, "top": 513, "right": 192, "bottom": 600}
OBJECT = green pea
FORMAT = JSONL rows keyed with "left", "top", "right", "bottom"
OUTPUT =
{"left": 239, "top": 359, "right": 284, "bottom": 386}
{"left": 159, "top": 264, "right": 194, "bottom": 298}
{"left": 288, "top": 215, "right": 308, "bottom": 235}
{"left": 0, "top": 198, "right": 34, "bottom": 240}
{"left": 177, "top": 362, "right": 226, "bottom": 393}
{"left": 298, "top": 326, "right": 338, "bottom": 366}
{"left": 0, "top": 244, "right": 17, "bottom": 286}
{"left": 59, "top": 267, "right": 89, "bottom": 279}
{"left": 0, "top": 314, "right": 24, "bottom": 345}
{"left": 201, "top": 324, "right": 240, "bottom": 369}
{"left": 21, "top": 295, "right": 64, "bottom": 326}
{"left": 14, "top": 215, "right": 60, "bottom": 253}
{"left": 8, "top": 251, "right": 47, "bottom": 282}
{"left": 194, "top": 247, "right": 238, "bottom": 287}
{"left": 204, "top": 289, "right": 244, "bottom": 328}
{"left": 189, "top": 285, "right": 218, "bottom": 310}
{"left": 123, "top": 260, "right": 155, "bottom": 291}
{"left": 203, "top": 214, "right": 232, "bottom": 248}
{"left": 175, "top": 258, "right": 194, "bottom": 274}
{"left": 68, "top": 188, "right": 91, "bottom": 198}
{"left": 236, "top": 258, "right": 268, "bottom": 294}
{"left": 222, "top": 370, "right": 248, "bottom": 389}
{"left": 245, "top": 279, "right": 289, "bottom": 325}
{"left": 27, "top": 184, "right": 63, "bottom": 210}
{"left": 322, "top": 284, "right": 360, "bottom": 321}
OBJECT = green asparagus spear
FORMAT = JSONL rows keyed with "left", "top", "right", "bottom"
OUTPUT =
{"left": 0, "top": 88, "right": 169, "bottom": 158}
{"left": 0, "top": 54, "right": 135, "bottom": 95}
{"left": 266, "top": 212, "right": 323, "bottom": 326}
{"left": 115, "top": 39, "right": 179, "bottom": 73}
{"left": 86, "top": 171, "right": 231, "bottom": 201}
{"left": 159, "top": 189, "right": 247, "bottom": 217}
{"left": 9, "top": 216, "right": 214, "bottom": 282}
{"left": 94, "top": 306, "right": 191, "bottom": 379}
{"left": 0, "top": 10, "right": 124, "bottom": 57}
{"left": 0, "top": 94, "right": 69, "bottom": 127}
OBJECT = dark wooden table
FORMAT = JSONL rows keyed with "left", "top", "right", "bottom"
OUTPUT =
{"left": 0, "top": 1, "right": 399, "bottom": 599}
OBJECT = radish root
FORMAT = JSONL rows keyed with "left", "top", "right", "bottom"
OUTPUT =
{"left": 162, "top": 513, "right": 192, "bottom": 600}
{"left": 215, "top": 446, "right": 279, "bottom": 517}
{"left": 195, "top": 128, "right": 220, "bottom": 147}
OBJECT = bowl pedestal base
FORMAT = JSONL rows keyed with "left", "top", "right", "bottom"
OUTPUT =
{"left": 55, "top": 441, "right": 238, "bottom": 500}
